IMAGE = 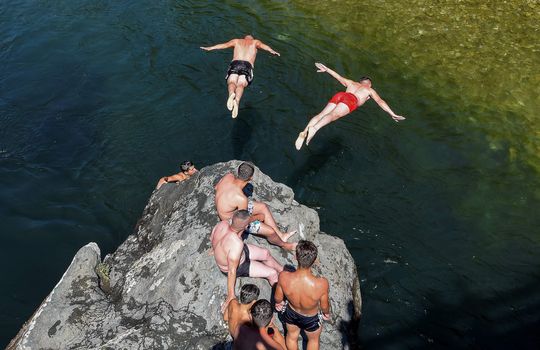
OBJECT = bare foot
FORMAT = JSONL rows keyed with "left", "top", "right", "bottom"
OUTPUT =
{"left": 232, "top": 100, "right": 239, "bottom": 118}
{"left": 306, "top": 126, "right": 317, "bottom": 145}
{"left": 227, "top": 93, "right": 236, "bottom": 111}
{"left": 280, "top": 230, "right": 297, "bottom": 242}
{"left": 294, "top": 131, "right": 307, "bottom": 150}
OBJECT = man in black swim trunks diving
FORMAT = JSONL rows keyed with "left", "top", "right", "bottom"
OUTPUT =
{"left": 201, "top": 35, "right": 280, "bottom": 118}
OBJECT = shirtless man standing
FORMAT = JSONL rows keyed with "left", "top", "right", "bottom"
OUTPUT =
{"left": 200, "top": 35, "right": 280, "bottom": 118}
{"left": 233, "top": 299, "right": 286, "bottom": 350}
{"left": 155, "top": 160, "right": 197, "bottom": 190}
{"left": 295, "top": 62, "right": 405, "bottom": 150}
{"left": 224, "top": 284, "right": 260, "bottom": 337}
{"left": 275, "top": 240, "right": 331, "bottom": 350}
{"left": 215, "top": 162, "right": 296, "bottom": 251}
{"left": 211, "top": 210, "right": 283, "bottom": 311}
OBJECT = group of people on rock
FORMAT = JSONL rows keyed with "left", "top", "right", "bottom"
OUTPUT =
{"left": 155, "top": 33, "right": 406, "bottom": 349}
{"left": 156, "top": 162, "right": 330, "bottom": 349}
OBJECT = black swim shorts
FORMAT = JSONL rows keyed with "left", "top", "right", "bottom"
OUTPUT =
{"left": 226, "top": 60, "right": 254, "bottom": 85}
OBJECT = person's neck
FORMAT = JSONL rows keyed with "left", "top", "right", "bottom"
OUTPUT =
{"left": 296, "top": 267, "right": 313, "bottom": 275}
{"left": 234, "top": 178, "right": 248, "bottom": 187}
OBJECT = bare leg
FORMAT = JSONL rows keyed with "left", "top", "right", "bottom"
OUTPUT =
{"left": 252, "top": 201, "right": 296, "bottom": 241}
{"left": 232, "top": 76, "right": 248, "bottom": 118}
{"left": 295, "top": 103, "right": 337, "bottom": 150}
{"left": 285, "top": 323, "right": 301, "bottom": 350}
{"left": 247, "top": 244, "right": 283, "bottom": 284}
{"left": 305, "top": 325, "right": 323, "bottom": 350}
{"left": 227, "top": 75, "right": 238, "bottom": 111}
{"left": 257, "top": 224, "right": 296, "bottom": 251}
{"left": 306, "top": 103, "right": 351, "bottom": 145}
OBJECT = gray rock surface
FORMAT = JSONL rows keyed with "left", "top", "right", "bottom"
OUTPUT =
{"left": 8, "top": 160, "right": 362, "bottom": 349}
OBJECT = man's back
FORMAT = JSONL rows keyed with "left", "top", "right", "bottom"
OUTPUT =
{"left": 232, "top": 38, "right": 260, "bottom": 65}
{"left": 279, "top": 270, "right": 328, "bottom": 315}
{"left": 227, "top": 300, "right": 253, "bottom": 338}
{"left": 211, "top": 221, "right": 243, "bottom": 271}
{"left": 215, "top": 173, "right": 246, "bottom": 220}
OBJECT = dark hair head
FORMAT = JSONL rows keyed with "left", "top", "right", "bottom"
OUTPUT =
{"left": 237, "top": 162, "right": 255, "bottom": 181}
{"left": 232, "top": 210, "right": 251, "bottom": 229}
{"left": 180, "top": 160, "right": 194, "bottom": 172}
{"left": 250, "top": 299, "right": 273, "bottom": 328}
{"left": 240, "top": 284, "right": 260, "bottom": 304}
{"left": 296, "top": 240, "right": 318, "bottom": 268}
{"left": 359, "top": 76, "right": 372, "bottom": 83}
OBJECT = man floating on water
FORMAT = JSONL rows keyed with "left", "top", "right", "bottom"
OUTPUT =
{"left": 295, "top": 63, "right": 405, "bottom": 150}
{"left": 200, "top": 35, "right": 280, "bottom": 118}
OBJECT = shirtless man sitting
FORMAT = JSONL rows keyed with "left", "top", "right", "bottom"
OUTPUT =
{"left": 295, "top": 62, "right": 405, "bottom": 150}
{"left": 200, "top": 35, "right": 280, "bottom": 118}
{"left": 215, "top": 162, "right": 296, "bottom": 251}
{"left": 211, "top": 210, "right": 283, "bottom": 311}
{"left": 233, "top": 299, "right": 286, "bottom": 350}
{"left": 275, "top": 240, "right": 331, "bottom": 350}
{"left": 224, "top": 284, "right": 260, "bottom": 337}
{"left": 155, "top": 160, "right": 197, "bottom": 190}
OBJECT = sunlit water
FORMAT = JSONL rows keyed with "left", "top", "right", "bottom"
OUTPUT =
{"left": 1, "top": 1, "right": 539, "bottom": 348}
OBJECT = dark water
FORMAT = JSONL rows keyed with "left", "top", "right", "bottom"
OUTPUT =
{"left": 1, "top": 0, "right": 539, "bottom": 348}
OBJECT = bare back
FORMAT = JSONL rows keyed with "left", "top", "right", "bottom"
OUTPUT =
{"left": 215, "top": 173, "right": 248, "bottom": 220}
{"left": 231, "top": 38, "right": 261, "bottom": 66}
{"left": 278, "top": 270, "right": 329, "bottom": 316}
{"left": 345, "top": 83, "right": 372, "bottom": 107}
{"left": 227, "top": 301, "right": 253, "bottom": 338}
{"left": 211, "top": 221, "right": 244, "bottom": 272}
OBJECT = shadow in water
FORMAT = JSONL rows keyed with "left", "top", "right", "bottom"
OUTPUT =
{"left": 358, "top": 275, "right": 540, "bottom": 350}
{"left": 288, "top": 137, "right": 345, "bottom": 190}
{"left": 230, "top": 108, "right": 255, "bottom": 160}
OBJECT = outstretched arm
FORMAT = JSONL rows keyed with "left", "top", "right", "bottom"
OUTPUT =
{"left": 369, "top": 88, "right": 406, "bottom": 122}
{"left": 200, "top": 39, "right": 236, "bottom": 51}
{"left": 257, "top": 41, "right": 280, "bottom": 56}
{"left": 315, "top": 62, "right": 352, "bottom": 87}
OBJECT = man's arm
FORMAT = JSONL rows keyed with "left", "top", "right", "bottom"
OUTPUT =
{"left": 315, "top": 62, "right": 352, "bottom": 87}
{"left": 369, "top": 88, "right": 405, "bottom": 122}
{"left": 200, "top": 39, "right": 236, "bottom": 51}
{"left": 156, "top": 173, "right": 186, "bottom": 189}
{"left": 256, "top": 41, "right": 280, "bottom": 56}
{"left": 223, "top": 244, "right": 242, "bottom": 312}
{"left": 319, "top": 278, "right": 331, "bottom": 320}
{"left": 274, "top": 274, "right": 286, "bottom": 311}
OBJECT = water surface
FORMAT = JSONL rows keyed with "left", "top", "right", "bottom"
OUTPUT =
{"left": 1, "top": 0, "right": 539, "bottom": 348}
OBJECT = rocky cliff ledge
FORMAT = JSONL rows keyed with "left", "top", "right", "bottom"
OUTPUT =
{"left": 8, "top": 160, "right": 362, "bottom": 349}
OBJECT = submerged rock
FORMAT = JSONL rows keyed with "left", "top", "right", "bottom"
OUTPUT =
{"left": 8, "top": 160, "right": 362, "bottom": 349}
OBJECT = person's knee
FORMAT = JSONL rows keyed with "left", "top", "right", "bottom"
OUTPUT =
{"left": 268, "top": 268, "right": 279, "bottom": 284}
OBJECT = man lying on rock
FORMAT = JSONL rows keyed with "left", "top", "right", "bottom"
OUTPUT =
{"left": 211, "top": 210, "right": 284, "bottom": 312}
{"left": 215, "top": 161, "right": 296, "bottom": 251}
{"left": 233, "top": 299, "right": 286, "bottom": 350}
{"left": 155, "top": 160, "right": 197, "bottom": 190}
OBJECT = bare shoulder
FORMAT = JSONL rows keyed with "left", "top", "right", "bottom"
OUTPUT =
{"left": 277, "top": 270, "right": 291, "bottom": 284}
{"left": 316, "top": 275, "right": 329, "bottom": 289}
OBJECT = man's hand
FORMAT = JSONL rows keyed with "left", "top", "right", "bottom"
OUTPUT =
{"left": 392, "top": 115, "right": 406, "bottom": 122}
{"left": 271, "top": 50, "right": 281, "bottom": 56}
{"left": 221, "top": 295, "right": 235, "bottom": 313}
{"left": 315, "top": 62, "right": 328, "bottom": 72}
{"left": 200, "top": 46, "right": 211, "bottom": 51}
{"left": 275, "top": 300, "right": 286, "bottom": 312}
{"left": 322, "top": 312, "right": 331, "bottom": 321}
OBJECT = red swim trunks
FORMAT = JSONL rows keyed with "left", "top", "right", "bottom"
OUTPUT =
{"left": 329, "top": 92, "right": 358, "bottom": 112}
